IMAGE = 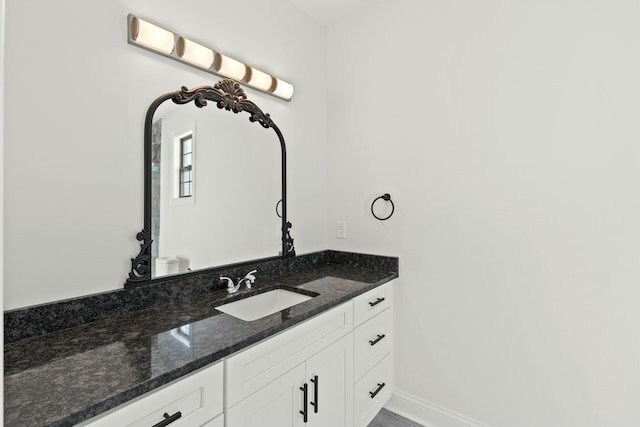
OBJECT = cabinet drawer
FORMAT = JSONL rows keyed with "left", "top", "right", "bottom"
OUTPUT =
{"left": 354, "top": 353, "right": 393, "bottom": 427}
{"left": 353, "top": 282, "right": 393, "bottom": 327}
{"left": 354, "top": 308, "right": 392, "bottom": 380}
{"left": 225, "top": 302, "right": 353, "bottom": 408}
{"left": 79, "top": 362, "right": 223, "bottom": 427}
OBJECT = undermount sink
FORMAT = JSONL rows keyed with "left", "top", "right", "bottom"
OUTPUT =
{"left": 215, "top": 288, "right": 315, "bottom": 321}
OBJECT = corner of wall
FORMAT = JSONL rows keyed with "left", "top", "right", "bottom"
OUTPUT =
{"left": 1, "top": 0, "right": 6, "bottom": 420}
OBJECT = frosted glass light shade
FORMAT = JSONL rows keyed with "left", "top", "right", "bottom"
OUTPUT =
{"left": 272, "top": 79, "right": 295, "bottom": 101}
{"left": 128, "top": 14, "right": 293, "bottom": 100}
{"left": 214, "top": 54, "right": 247, "bottom": 80}
{"left": 248, "top": 68, "right": 275, "bottom": 91}
{"left": 177, "top": 38, "right": 214, "bottom": 69}
{"left": 130, "top": 17, "right": 175, "bottom": 54}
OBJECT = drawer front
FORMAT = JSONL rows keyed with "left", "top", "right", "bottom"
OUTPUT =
{"left": 225, "top": 302, "right": 353, "bottom": 408}
{"left": 354, "top": 353, "right": 393, "bottom": 427}
{"left": 354, "top": 308, "right": 392, "bottom": 380}
{"left": 353, "top": 282, "right": 393, "bottom": 327}
{"left": 80, "top": 362, "right": 223, "bottom": 427}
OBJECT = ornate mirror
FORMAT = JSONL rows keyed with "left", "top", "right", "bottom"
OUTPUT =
{"left": 126, "top": 79, "right": 295, "bottom": 286}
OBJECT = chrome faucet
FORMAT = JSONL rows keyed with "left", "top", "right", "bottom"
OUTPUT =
{"left": 220, "top": 270, "right": 257, "bottom": 294}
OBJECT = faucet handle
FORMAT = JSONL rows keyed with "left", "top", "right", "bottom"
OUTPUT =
{"left": 241, "top": 270, "right": 257, "bottom": 290}
{"left": 219, "top": 276, "right": 235, "bottom": 291}
{"left": 246, "top": 270, "right": 257, "bottom": 284}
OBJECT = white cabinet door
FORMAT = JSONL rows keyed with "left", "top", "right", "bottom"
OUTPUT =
{"left": 226, "top": 334, "right": 353, "bottom": 427}
{"left": 225, "top": 302, "right": 353, "bottom": 409}
{"left": 306, "top": 333, "right": 354, "bottom": 427}
{"left": 225, "top": 363, "right": 306, "bottom": 427}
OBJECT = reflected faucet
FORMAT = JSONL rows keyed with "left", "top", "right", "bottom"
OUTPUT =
{"left": 220, "top": 270, "right": 258, "bottom": 294}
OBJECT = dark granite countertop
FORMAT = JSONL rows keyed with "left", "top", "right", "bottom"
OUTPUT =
{"left": 4, "top": 253, "right": 398, "bottom": 427}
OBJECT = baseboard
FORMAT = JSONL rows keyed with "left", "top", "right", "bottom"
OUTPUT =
{"left": 384, "top": 389, "right": 492, "bottom": 427}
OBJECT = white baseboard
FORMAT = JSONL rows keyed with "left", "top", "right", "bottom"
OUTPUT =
{"left": 384, "top": 389, "right": 493, "bottom": 427}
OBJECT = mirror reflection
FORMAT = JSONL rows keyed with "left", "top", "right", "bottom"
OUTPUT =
{"left": 150, "top": 98, "right": 282, "bottom": 278}
{"left": 126, "top": 80, "right": 295, "bottom": 286}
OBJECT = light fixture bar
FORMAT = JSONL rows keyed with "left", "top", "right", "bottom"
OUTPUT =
{"left": 127, "top": 14, "right": 294, "bottom": 101}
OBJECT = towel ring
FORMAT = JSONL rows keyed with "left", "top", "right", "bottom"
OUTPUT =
{"left": 371, "top": 193, "right": 395, "bottom": 221}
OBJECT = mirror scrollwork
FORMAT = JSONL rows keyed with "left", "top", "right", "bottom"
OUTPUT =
{"left": 126, "top": 79, "right": 295, "bottom": 287}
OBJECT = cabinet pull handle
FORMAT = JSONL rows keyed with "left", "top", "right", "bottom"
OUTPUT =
{"left": 310, "top": 375, "right": 319, "bottom": 413}
{"left": 369, "top": 334, "right": 386, "bottom": 346}
{"left": 368, "top": 297, "right": 385, "bottom": 307}
{"left": 369, "top": 382, "right": 386, "bottom": 399}
{"left": 300, "top": 383, "right": 308, "bottom": 422}
{"left": 151, "top": 411, "right": 182, "bottom": 427}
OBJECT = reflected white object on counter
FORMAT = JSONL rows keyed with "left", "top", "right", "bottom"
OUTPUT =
{"left": 156, "top": 256, "right": 179, "bottom": 276}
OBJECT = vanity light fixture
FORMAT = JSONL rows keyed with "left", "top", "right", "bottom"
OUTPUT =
{"left": 127, "top": 14, "right": 294, "bottom": 101}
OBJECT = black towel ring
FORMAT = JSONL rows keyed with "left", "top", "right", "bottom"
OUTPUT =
{"left": 371, "top": 193, "right": 395, "bottom": 221}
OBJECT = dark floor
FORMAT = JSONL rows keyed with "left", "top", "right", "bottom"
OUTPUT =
{"left": 368, "top": 408, "right": 424, "bottom": 427}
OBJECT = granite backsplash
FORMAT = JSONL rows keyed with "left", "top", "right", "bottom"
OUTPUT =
{"left": 4, "top": 250, "right": 398, "bottom": 343}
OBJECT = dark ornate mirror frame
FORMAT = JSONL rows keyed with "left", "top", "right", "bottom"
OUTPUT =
{"left": 126, "top": 79, "right": 295, "bottom": 287}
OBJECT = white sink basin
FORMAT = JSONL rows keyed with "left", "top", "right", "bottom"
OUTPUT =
{"left": 216, "top": 289, "right": 314, "bottom": 321}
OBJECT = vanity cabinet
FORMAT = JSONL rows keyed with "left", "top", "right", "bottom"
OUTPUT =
{"left": 352, "top": 282, "right": 394, "bottom": 427}
{"left": 226, "top": 333, "right": 353, "bottom": 427}
{"left": 75, "top": 280, "right": 395, "bottom": 427}
{"left": 226, "top": 280, "right": 394, "bottom": 427}
{"left": 77, "top": 361, "right": 224, "bottom": 427}
{"left": 225, "top": 302, "right": 354, "bottom": 427}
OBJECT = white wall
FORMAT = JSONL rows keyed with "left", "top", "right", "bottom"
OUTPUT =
{"left": 3, "top": 0, "right": 328, "bottom": 309}
{"left": 326, "top": 1, "right": 640, "bottom": 426}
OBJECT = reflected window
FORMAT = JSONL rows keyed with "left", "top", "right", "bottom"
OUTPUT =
{"left": 170, "top": 324, "right": 192, "bottom": 348}
{"left": 179, "top": 134, "right": 193, "bottom": 198}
